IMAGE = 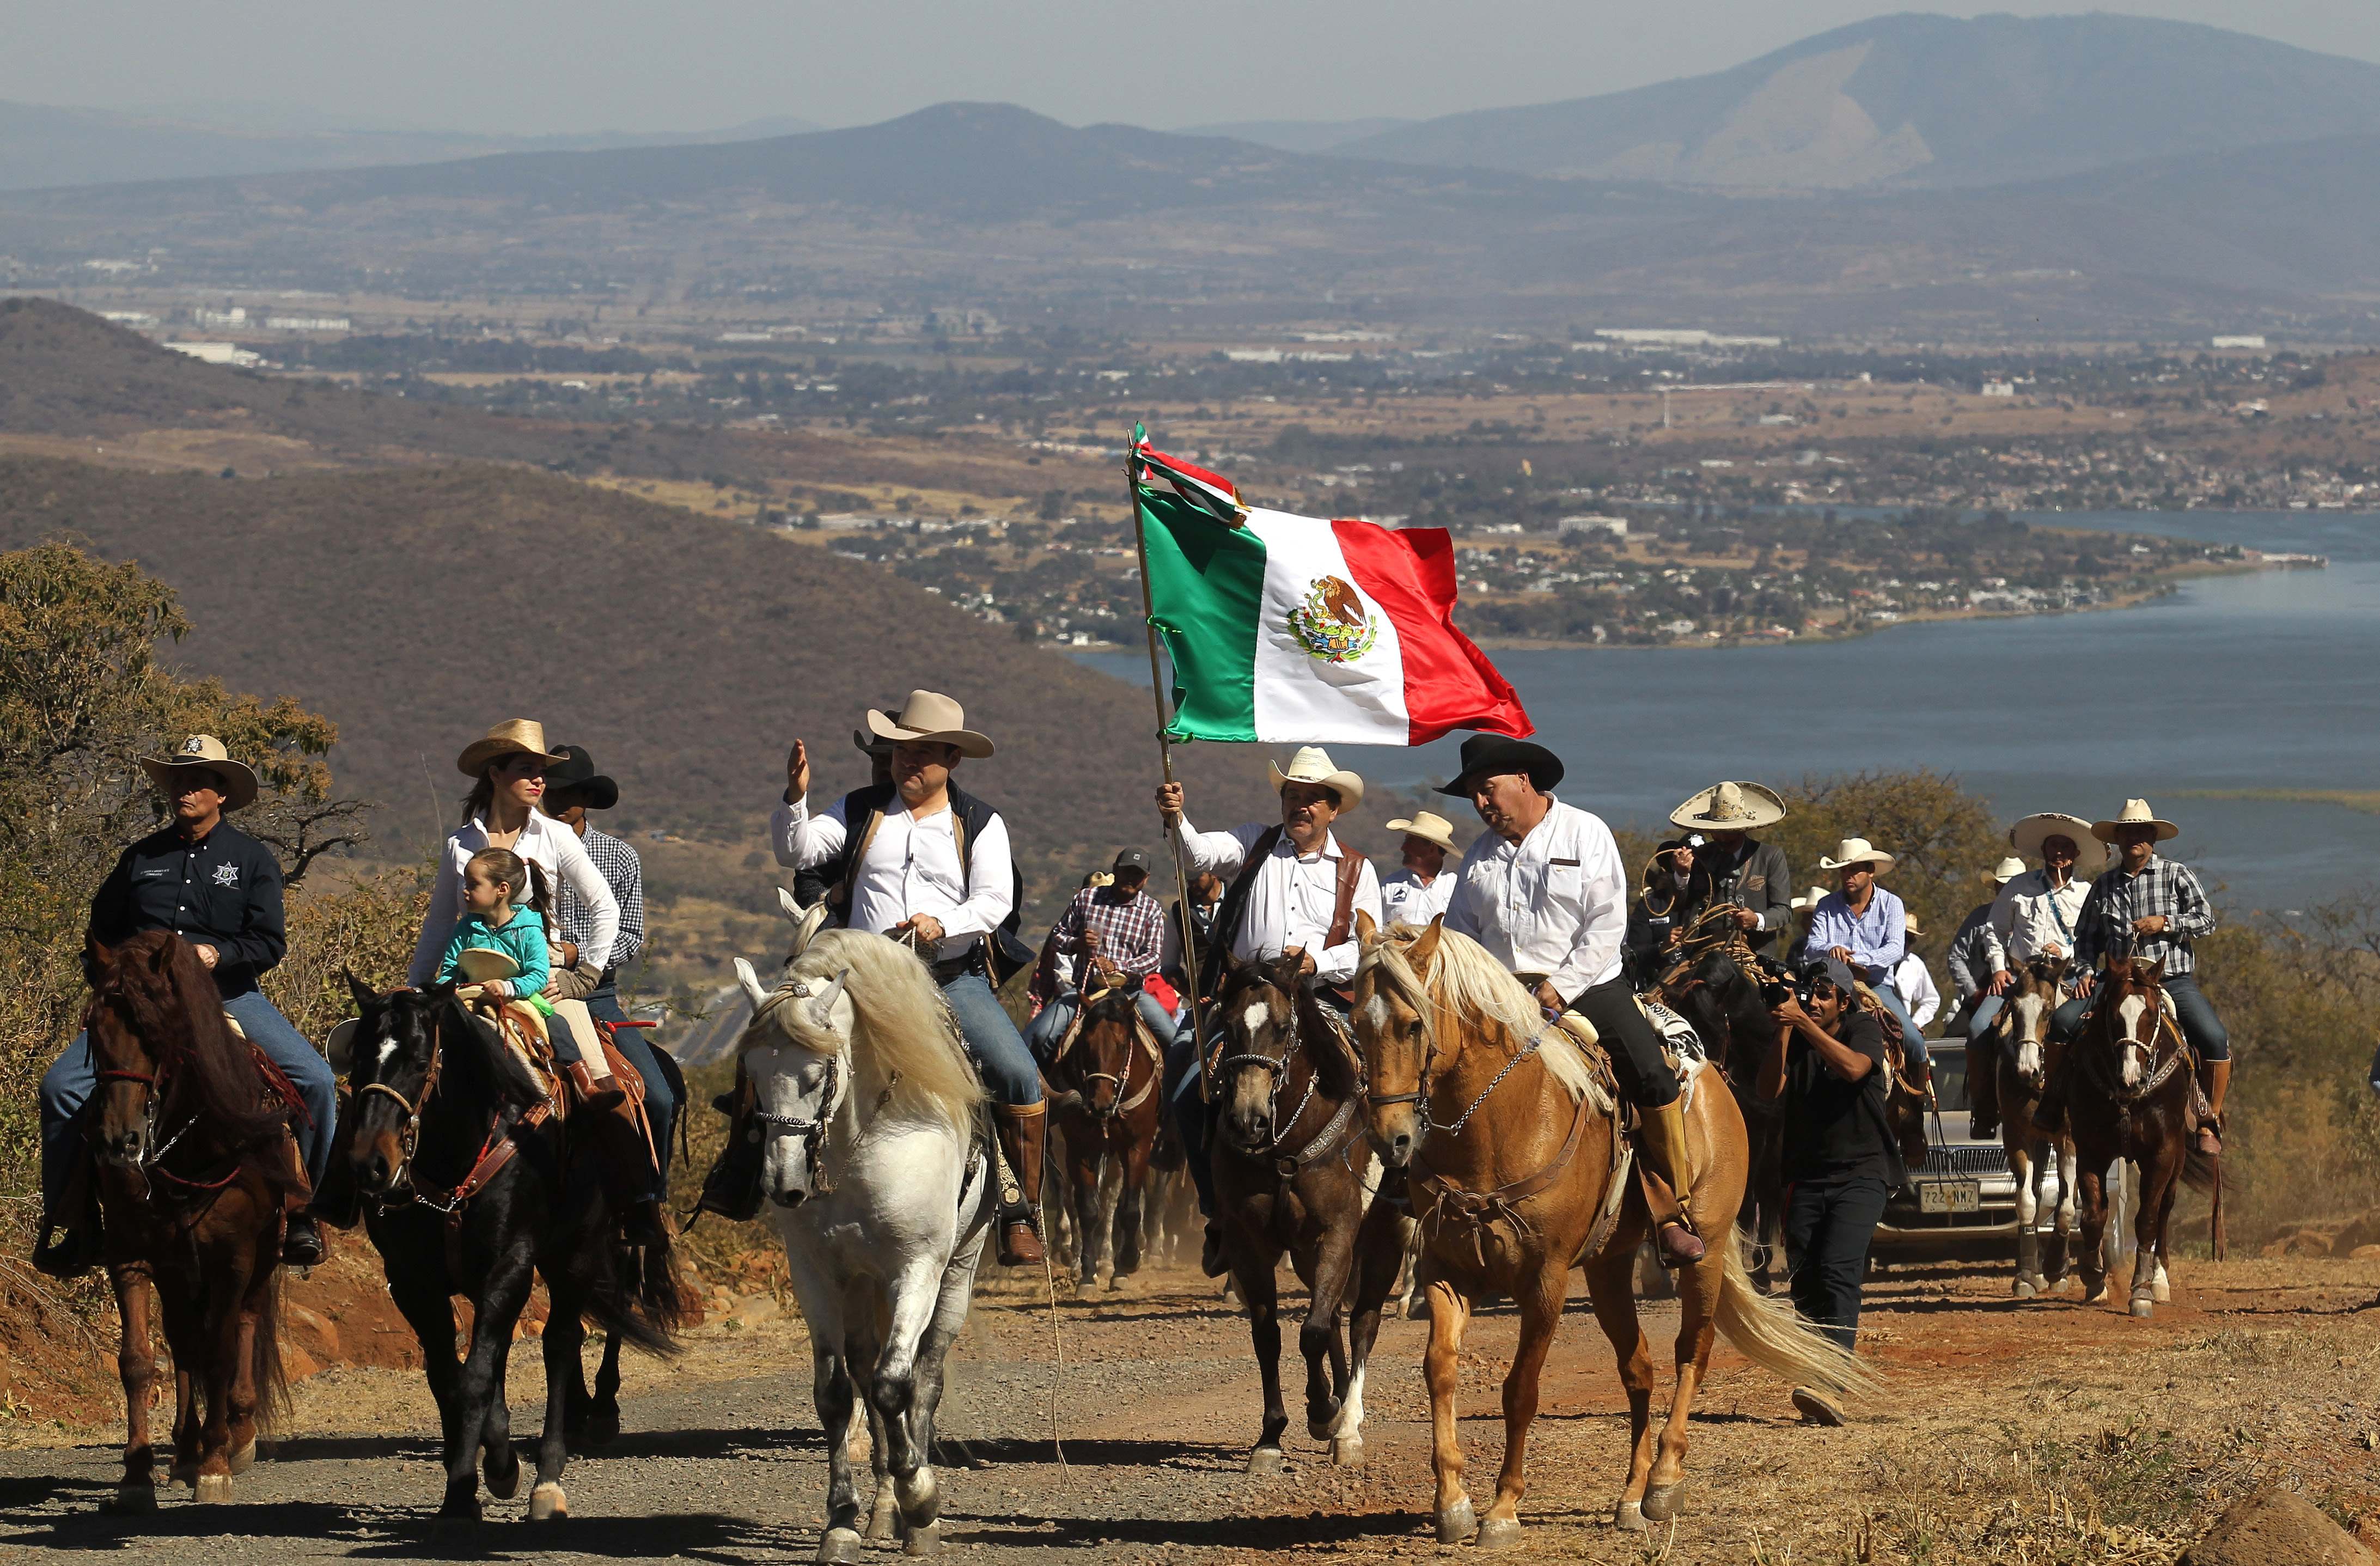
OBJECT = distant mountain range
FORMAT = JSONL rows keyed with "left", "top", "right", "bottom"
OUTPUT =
{"left": 1181, "top": 117, "right": 1416, "bottom": 153}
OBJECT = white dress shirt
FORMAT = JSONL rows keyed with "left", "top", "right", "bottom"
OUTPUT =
{"left": 772, "top": 792, "right": 1014, "bottom": 962}
{"left": 1174, "top": 819, "right": 1383, "bottom": 985}
{"left": 1443, "top": 796, "right": 1629, "bottom": 1000}
{"left": 1990, "top": 868, "right": 2090, "bottom": 967}
{"left": 1891, "top": 953, "right": 1942, "bottom": 1029}
{"left": 408, "top": 811, "right": 620, "bottom": 988}
{"left": 1379, "top": 867, "right": 1456, "bottom": 928}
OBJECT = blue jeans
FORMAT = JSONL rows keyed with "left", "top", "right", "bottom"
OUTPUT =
{"left": 1964, "top": 994, "right": 2004, "bottom": 1044}
{"left": 941, "top": 972, "right": 1042, "bottom": 1107}
{"left": 40, "top": 990, "right": 336, "bottom": 1212}
{"left": 1166, "top": 1037, "right": 1215, "bottom": 1217}
{"left": 585, "top": 982, "right": 677, "bottom": 1199}
{"left": 1873, "top": 979, "right": 1929, "bottom": 1070}
{"left": 2052, "top": 971, "right": 2228, "bottom": 1061}
{"left": 1024, "top": 989, "right": 1180, "bottom": 1065}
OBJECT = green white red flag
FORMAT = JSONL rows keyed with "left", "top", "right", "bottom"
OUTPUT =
{"left": 1132, "top": 431, "right": 1532, "bottom": 746}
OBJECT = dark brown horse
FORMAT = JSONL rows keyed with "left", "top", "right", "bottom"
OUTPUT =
{"left": 1993, "top": 958, "right": 2078, "bottom": 1297}
{"left": 1652, "top": 912, "right": 1785, "bottom": 1284}
{"left": 2065, "top": 956, "right": 2216, "bottom": 1318}
{"left": 1207, "top": 951, "right": 1411, "bottom": 1473}
{"left": 1042, "top": 974, "right": 1167, "bottom": 1292}
{"left": 84, "top": 931, "right": 303, "bottom": 1510}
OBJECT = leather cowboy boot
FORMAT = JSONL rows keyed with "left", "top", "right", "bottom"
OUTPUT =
{"left": 1967, "top": 1033, "right": 2001, "bottom": 1140}
{"left": 32, "top": 1154, "right": 101, "bottom": 1281}
{"left": 993, "top": 1101, "right": 1048, "bottom": 1268}
{"left": 279, "top": 1137, "right": 326, "bottom": 1266}
{"left": 691, "top": 1070, "right": 765, "bottom": 1226}
{"left": 566, "top": 1059, "right": 625, "bottom": 1113}
{"left": 1638, "top": 1098, "right": 1707, "bottom": 1268}
{"left": 2196, "top": 1058, "right": 2230, "bottom": 1156}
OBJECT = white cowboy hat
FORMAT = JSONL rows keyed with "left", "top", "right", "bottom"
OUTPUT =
{"left": 1817, "top": 837, "right": 1896, "bottom": 873}
{"left": 1385, "top": 809, "right": 1461, "bottom": 855}
{"left": 865, "top": 690, "right": 994, "bottom": 759}
{"left": 1790, "top": 885, "right": 1832, "bottom": 911}
{"left": 457, "top": 718, "right": 567, "bottom": 778}
{"left": 1987, "top": 856, "right": 2027, "bottom": 885}
{"left": 2091, "top": 798, "right": 2178, "bottom": 846}
{"left": 455, "top": 947, "right": 523, "bottom": 983}
{"left": 1669, "top": 780, "right": 1786, "bottom": 832}
{"left": 2009, "top": 812, "right": 2108, "bottom": 875}
{"left": 1268, "top": 746, "right": 1364, "bottom": 812}
{"left": 139, "top": 733, "right": 259, "bottom": 811}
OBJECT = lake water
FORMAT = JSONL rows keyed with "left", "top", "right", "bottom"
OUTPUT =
{"left": 1078, "top": 510, "right": 2380, "bottom": 917}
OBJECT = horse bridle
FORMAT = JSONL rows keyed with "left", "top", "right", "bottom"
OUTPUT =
{"left": 1065, "top": 985, "right": 1158, "bottom": 1120}
{"left": 85, "top": 994, "right": 234, "bottom": 1189}
{"left": 748, "top": 1050, "right": 844, "bottom": 1188}
{"left": 1359, "top": 976, "right": 1540, "bottom": 1137}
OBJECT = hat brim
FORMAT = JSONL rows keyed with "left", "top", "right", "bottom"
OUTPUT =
{"left": 546, "top": 775, "right": 620, "bottom": 811}
{"left": 1817, "top": 852, "right": 1896, "bottom": 873}
{"left": 140, "top": 755, "right": 259, "bottom": 812}
{"left": 2091, "top": 818, "right": 2179, "bottom": 845}
{"left": 1433, "top": 741, "right": 1563, "bottom": 800}
{"left": 1667, "top": 782, "right": 1787, "bottom": 831}
{"left": 852, "top": 727, "right": 894, "bottom": 757}
{"left": 456, "top": 947, "right": 523, "bottom": 983}
{"left": 1385, "top": 817, "right": 1458, "bottom": 854}
{"left": 865, "top": 710, "right": 994, "bottom": 759}
{"left": 2010, "top": 813, "right": 2108, "bottom": 874}
{"left": 1271, "top": 761, "right": 1364, "bottom": 812}
{"left": 457, "top": 738, "right": 567, "bottom": 777}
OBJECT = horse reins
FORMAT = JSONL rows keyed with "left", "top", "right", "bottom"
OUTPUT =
{"left": 1216, "top": 987, "right": 1363, "bottom": 1173}
{"left": 749, "top": 1052, "right": 844, "bottom": 1194}
{"left": 86, "top": 999, "right": 263, "bottom": 1195}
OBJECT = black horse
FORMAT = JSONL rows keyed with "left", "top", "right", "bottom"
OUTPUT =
{"left": 340, "top": 978, "right": 684, "bottom": 1522}
{"left": 1655, "top": 945, "right": 1789, "bottom": 1290}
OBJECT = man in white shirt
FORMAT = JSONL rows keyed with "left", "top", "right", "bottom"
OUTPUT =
{"left": 768, "top": 690, "right": 1049, "bottom": 1266}
{"left": 1378, "top": 809, "right": 1461, "bottom": 928}
{"left": 1890, "top": 942, "right": 1940, "bottom": 1034}
{"left": 1990, "top": 813, "right": 2101, "bottom": 981}
{"left": 1437, "top": 734, "right": 1706, "bottom": 1266}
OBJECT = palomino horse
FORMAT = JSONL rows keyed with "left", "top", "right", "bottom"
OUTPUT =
{"left": 343, "top": 980, "right": 684, "bottom": 1521}
{"left": 2064, "top": 955, "right": 2216, "bottom": 1319}
{"left": 1995, "top": 958, "right": 2079, "bottom": 1297}
{"left": 1207, "top": 951, "right": 1413, "bottom": 1473}
{"left": 1042, "top": 972, "right": 1166, "bottom": 1292}
{"left": 734, "top": 896, "right": 991, "bottom": 1562}
{"left": 1354, "top": 918, "right": 1872, "bottom": 1546}
{"left": 84, "top": 931, "right": 303, "bottom": 1509}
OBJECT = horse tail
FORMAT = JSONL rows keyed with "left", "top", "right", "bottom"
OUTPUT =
{"left": 254, "top": 1258, "right": 291, "bottom": 1431}
{"left": 572, "top": 1217, "right": 685, "bottom": 1358}
{"left": 1710, "top": 1230, "right": 1883, "bottom": 1405}
{"left": 2181, "top": 1141, "right": 2219, "bottom": 1196}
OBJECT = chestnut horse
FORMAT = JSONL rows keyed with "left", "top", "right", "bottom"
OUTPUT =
{"left": 1207, "top": 952, "right": 1413, "bottom": 1473}
{"left": 1354, "top": 918, "right": 1872, "bottom": 1546}
{"left": 83, "top": 931, "right": 303, "bottom": 1509}
{"left": 1042, "top": 974, "right": 1167, "bottom": 1292}
{"left": 2064, "top": 956, "right": 2216, "bottom": 1318}
{"left": 1994, "top": 958, "right": 2079, "bottom": 1298}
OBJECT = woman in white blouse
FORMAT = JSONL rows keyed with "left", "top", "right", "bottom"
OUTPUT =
{"left": 405, "top": 720, "right": 621, "bottom": 1099}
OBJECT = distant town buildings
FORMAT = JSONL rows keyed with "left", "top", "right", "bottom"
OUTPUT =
{"left": 1594, "top": 327, "right": 1785, "bottom": 349}
{"left": 1981, "top": 380, "right": 2017, "bottom": 398}
{"left": 2211, "top": 335, "right": 2268, "bottom": 350}
{"left": 165, "top": 342, "right": 262, "bottom": 367}
{"left": 192, "top": 306, "right": 247, "bottom": 328}
{"left": 1558, "top": 515, "right": 1629, "bottom": 539}
{"left": 264, "top": 315, "right": 351, "bottom": 332}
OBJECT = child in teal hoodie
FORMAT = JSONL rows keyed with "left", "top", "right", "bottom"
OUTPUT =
{"left": 437, "top": 848, "right": 554, "bottom": 1011}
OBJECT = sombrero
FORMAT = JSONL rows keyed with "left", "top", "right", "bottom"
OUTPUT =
{"left": 455, "top": 947, "right": 523, "bottom": 983}
{"left": 457, "top": 719, "right": 566, "bottom": 778}
{"left": 2009, "top": 812, "right": 2107, "bottom": 875}
{"left": 2090, "top": 798, "right": 2178, "bottom": 846}
{"left": 139, "top": 733, "right": 259, "bottom": 811}
{"left": 866, "top": 690, "right": 993, "bottom": 759}
{"left": 1816, "top": 837, "right": 1896, "bottom": 873}
{"left": 1385, "top": 809, "right": 1461, "bottom": 855}
{"left": 1269, "top": 746, "right": 1364, "bottom": 812}
{"left": 1669, "top": 781, "right": 1786, "bottom": 832}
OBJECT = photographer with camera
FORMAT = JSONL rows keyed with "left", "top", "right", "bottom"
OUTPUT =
{"left": 1760, "top": 955, "right": 1903, "bottom": 1425}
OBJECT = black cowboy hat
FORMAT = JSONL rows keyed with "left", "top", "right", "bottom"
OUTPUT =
{"left": 1433, "top": 733, "right": 1565, "bottom": 798}
{"left": 542, "top": 745, "right": 619, "bottom": 811}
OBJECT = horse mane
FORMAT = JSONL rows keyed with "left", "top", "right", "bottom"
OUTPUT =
{"left": 106, "top": 931, "right": 291, "bottom": 1150}
{"left": 1363, "top": 927, "right": 1600, "bottom": 1106}
{"left": 759, "top": 929, "right": 985, "bottom": 1136}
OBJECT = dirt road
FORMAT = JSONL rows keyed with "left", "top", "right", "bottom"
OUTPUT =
{"left": 4, "top": 1254, "right": 2379, "bottom": 1563}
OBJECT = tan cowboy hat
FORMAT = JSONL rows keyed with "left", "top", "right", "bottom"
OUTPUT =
{"left": 1791, "top": 885, "right": 1832, "bottom": 911}
{"left": 1817, "top": 837, "right": 1896, "bottom": 873}
{"left": 1268, "top": 746, "right": 1364, "bottom": 812}
{"left": 1669, "top": 780, "right": 1787, "bottom": 832}
{"left": 1987, "top": 856, "right": 2027, "bottom": 885}
{"left": 1385, "top": 809, "right": 1460, "bottom": 855}
{"left": 455, "top": 947, "right": 523, "bottom": 983}
{"left": 1902, "top": 917, "right": 1925, "bottom": 937}
{"left": 865, "top": 690, "right": 994, "bottom": 759}
{"left": 2090, "top": 798, "right": 2178, "bottom": 846}
{"left": 457, "top": 719, "right": 566, "bottom": 778}
{"left": 139, "top": 733, "right": 259, "bottom": 811}
{"left": 2009, "top": 812, "right": 2108, "bottom": 875}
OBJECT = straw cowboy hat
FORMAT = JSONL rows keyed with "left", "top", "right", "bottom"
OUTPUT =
{"left": 1386, "top": 809, "right": 1461, "bottom": 855}
{"left": 1987, "top": 856, "right": 2027, "bottom": 885}
{"left": 1670, "top": 780, "right": 1787, "bottom": 832}
{"left": 1817, "top": 837, "right": 1897, "bottom": 873}
{"left": 2091, "top": 798, "right": 2179, "bottom": 846}
{"left": 2009, "top": 811, "right": 2107, "bottom": 875}
{"left": 1433, "top": 733, "right": 1563, "bottom": 797}
{"left": 457, "top": 719, "right": 566, "bottom": 778}
{"left": 139, "top": 734, "right": 259, "bottom": 811}
{"left": 1791, "top": 885, "right": 1832, "bottom": 911}
{"left": 1268, "top": 746, "right": 1364, "bottom": 812}
{"left": 865, "top": 690, "right": 994, "bottom": 759}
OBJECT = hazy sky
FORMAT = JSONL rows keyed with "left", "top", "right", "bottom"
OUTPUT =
{"left": 10, "top": 1, "right": 2380, "bottom": 135}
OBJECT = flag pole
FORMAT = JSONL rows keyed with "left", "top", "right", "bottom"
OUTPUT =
{"left": 1125, "top": 425, "right": 1213, "bottom": 1100}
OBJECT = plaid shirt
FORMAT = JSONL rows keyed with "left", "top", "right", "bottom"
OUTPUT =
{"left": 1050, "top": 884, "right": 1165, "bottom": 978}
{"left": 2072, "top": 855, "right": 2214, "bottom": 978}
{"left": 557, "top": 824, "right": 645, "bottom": 974}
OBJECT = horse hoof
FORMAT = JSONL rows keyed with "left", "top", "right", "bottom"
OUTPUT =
{"left": 1434, "top": 1497, "right": 1476, "bottom": 1544}
{"left": 228, "top": 1440, "right": 256, "bottom": 1476}
{"left": 1329, "top": 1437, "right": 1364, "bottom": 1468}
{"left": 169, "top": 1460, "right": 197, "bottom": 1489}
{"left": 867, "top": 1497, "right": 901, "bottom": 1541}
{"left": 1245, "top": 1447, "right": 1285, "bottom": 1476}
{"left": 1307, "top": 1408, "right": 1342, "bottom": 1443}
{"left": 2129, "top": 1299, "right": 2155, "bottom": 1319}
{"left": 2153, "top": 1278, "right": 2171, "bottom": 1305}
{"left": 1403, "top": 1295, "right": 1429, "bottom": 1321}
{"left": 902, "top": 1519, "right": 943, "bottom": 1557}
{"left": 816, "top": 1526, "right": 866, "bottom": 1564}
{"left": 1473, "top": 1516, "right": 1523, "bottom": 1551}
{"left": 484, "top": 1443, "right": 521, "bottom": 1501}
{"left": 194, "top": 1473, "right": 233, "bottom": 1505}
{"left": 527, "top": 1482, "right": 569, "bottom": 1521}
{"left": 106, "top": 1484, "right": 157, "bottom": 1515}
{"left": 1614, "top": 1500, "right": 1647, "bottom": 1533}
{"left": 1643, "top": 1482, "right": 1688, "bottom": 1522}
{"left": 2012, "top": 1278, "right": 2037, "bottom": 1299}
{"left": 2083, "top": 1283, "right": 2109, "bottom": 1306}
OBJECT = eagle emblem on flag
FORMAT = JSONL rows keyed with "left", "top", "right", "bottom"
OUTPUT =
{"left": 1287, "top": 575, "right": 1378, "bottom": 664}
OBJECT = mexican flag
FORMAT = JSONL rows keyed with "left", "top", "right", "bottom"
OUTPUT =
{"left": 1132, "top": 434, "right": 1533, "bottom": 746}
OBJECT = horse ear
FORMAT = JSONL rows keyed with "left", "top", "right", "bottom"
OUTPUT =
{"left": 807, "top": 968, "right": 851, "bottom": 1031}
{"left": 734, "top": 958, "right": 772, "bottom": 1010}
{"left": 1408, "top": 916, "right": 1445, "bottom": 970}
{"left": 777, "top": 888, "right": 830, "bottom": 956}
{"left": 1355, "top": 910, "right": 1378, "bottom": 946}
{"left": 345, "top": 967, "right": 379, "bottom": 1013}
{"left": 83, "top": 934, "right": 117, "bottom": 984}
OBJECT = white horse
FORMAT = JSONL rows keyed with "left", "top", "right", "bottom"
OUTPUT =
{"left": 734, "top": 893, "right": 993, "bottom": 1562}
